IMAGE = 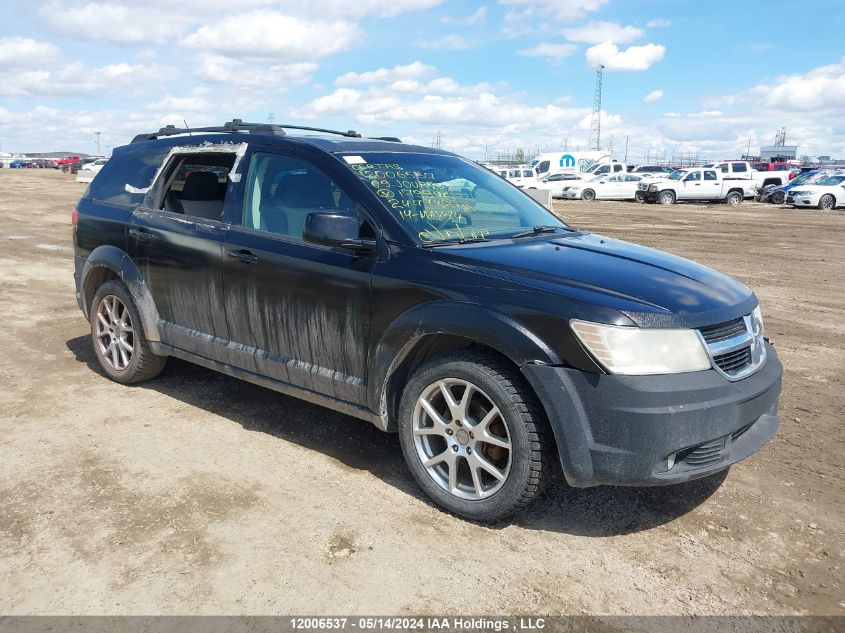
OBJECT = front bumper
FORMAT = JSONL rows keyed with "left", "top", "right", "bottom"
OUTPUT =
{"left": 522, "top": 342, "right": 782, "bottom": 487}
{"left": 791, "top": 195, "right": 817, "bottom": 207}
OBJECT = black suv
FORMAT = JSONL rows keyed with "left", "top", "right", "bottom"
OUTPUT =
{"left": 73, "top": 120, "right": 782, "bottom": 521}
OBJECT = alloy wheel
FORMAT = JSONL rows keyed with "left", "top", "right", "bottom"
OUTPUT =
{"left": 412, "top": 379, "right": 512, "bottom": 500}
{"left": 95, "top": 295, "right": 134, "bottom": 371}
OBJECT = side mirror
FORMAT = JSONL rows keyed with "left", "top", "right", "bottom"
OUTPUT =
{"left": 303, "top": 211, "right": 376, "bottom": 252}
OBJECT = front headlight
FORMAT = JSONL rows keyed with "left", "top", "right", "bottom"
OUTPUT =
{"left": 648, "top": 184, "right": 659, "bottom": 191}
{"left": 751, "top": 305, "right": 764, "bottom": 336}
{"left": 570, "top": 320, "right": 711, "bottom": 375}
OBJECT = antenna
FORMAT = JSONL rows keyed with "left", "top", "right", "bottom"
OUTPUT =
{"left": 587, "top": 65, "right": 604, "bottom": 151}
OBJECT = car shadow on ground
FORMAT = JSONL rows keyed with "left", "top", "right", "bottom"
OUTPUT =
{"left": 67, "top": 335, "right": 726, "bottom": 536}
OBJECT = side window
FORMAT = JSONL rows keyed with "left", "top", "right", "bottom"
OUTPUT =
{"left": 157, "top": 153, "right": 234, "bottom": 221}
{"left": 613, "top": 164, "right": 623, "bottom": 172}
{"left": 547, "top": 174, "right": 562, "bottom": 181}
{"left": 720, "top": 165, "right": 729, "bottom": 173}
{"left": 243, "top": 152, "right": 355, "bottom": 240}
{"left": 733, "top": 162, "right": 748, "bottom": 172}
{"left": 704, "top": 170, "right": 718, "bottom": 181}
{"left": 685, "top": 171, "right": 701, "bottom": 181}
{"left": 522, "top": 170, "right": 533, "bottom": 178}
{"left": 536, "top": 160, "right": 550, "bottom": 174}
{"left": 90, "top": 149, "right": 168, "bottom": 206}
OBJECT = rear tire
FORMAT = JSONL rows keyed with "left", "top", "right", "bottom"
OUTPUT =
{"left": 90, "top": 280, "right": 167, "bottom": 384}
{"left": 397, "top": 350, "right": 550, "bottom": 522}
{"left": 581, "top": 189, "right": 596, "bottom": 201}
{"left": 725, "top": 191, "right": 743, "bottom": 206}
{"left": 819, "top": 194, "right": 835, "bottom": 210}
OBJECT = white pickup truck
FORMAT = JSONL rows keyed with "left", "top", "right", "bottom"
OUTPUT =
{"left": 702, "top": 161, "right": 791, "bottom": 191}
{"left": 638, "top": 168, "right": 757, "bottom": 206}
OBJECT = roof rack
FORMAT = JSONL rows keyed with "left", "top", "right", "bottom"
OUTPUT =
{"left": 130, "top": 119, "right": 366, "bottom": 144}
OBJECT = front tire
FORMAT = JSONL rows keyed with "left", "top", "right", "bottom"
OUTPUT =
{"left": 581, "top": 189, "right": 596, "bottom": 201}
{"left": 658, "top": 190, "right": 676, "bottom": 205}
{"left": 819, "top": 194, "right": 835, "bottom": 210}
{"left": 398, "top": 350, "right": 550, "bottom": 521}
{"left": 770, "top": 190, "right": 785, "bottom": 205}
{"left": 90, "top": 280, "right": 167, "bottom": 384}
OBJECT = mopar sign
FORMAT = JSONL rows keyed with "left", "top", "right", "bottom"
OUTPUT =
{"left": 560, "top": 154, "right": 576, "bottom": 168}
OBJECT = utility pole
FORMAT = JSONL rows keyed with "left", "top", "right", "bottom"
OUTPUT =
{"left": 268, "top": 112, "right": 275, "bottom": 124}
{"left": 587, "top": 65, "right": 604, "bottom": 151}
{"left": 746, "top": 134, "right": 752, "bottom": 159}
{"left": 94, "top": 131, "right": 101, "bottom": 156}
{"left": 623, "top": 135, "right": 629, "bottom": 164}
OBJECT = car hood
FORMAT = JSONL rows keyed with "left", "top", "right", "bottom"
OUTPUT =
{"left": 438, "top": 232, "right": 755, "bottom": 328}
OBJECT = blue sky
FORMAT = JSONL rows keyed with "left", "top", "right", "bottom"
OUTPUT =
{"left": 2, "top": 0, "right": 844, "bottom": 160}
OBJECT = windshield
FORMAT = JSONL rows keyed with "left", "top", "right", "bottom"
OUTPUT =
{"left": 343, "top": 152, "right": 566, "bottom": 244}
{"left": 668, "top": 170, "right": 687, "bottom": 180}
{"left": 789, "top": 172, "right": 815, "bottom": 185}
{"left": 817, "top": 175, "right": 845, "bottom": 186}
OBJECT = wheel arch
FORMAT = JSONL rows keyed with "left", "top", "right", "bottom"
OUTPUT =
{"left": 80, "top": 245, "right": 162, "bottom": 342}
{"left": 368, "top": 302, "right": 561, "bottom": 432}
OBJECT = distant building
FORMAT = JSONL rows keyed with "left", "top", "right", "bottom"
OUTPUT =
{"left": 760, "top": 145, "right": 798, "bottom": 161}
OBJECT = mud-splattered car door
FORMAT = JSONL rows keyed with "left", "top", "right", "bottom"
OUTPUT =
{"left": 221, "top": 150, "right": 376, "bottom": 406}
{"left": 128, "top": 149, "right": 242, "bottom": 359}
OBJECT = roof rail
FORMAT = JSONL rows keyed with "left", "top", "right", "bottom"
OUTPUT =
{"left": 130, "top": 119, "right": 365, "bottom": 144}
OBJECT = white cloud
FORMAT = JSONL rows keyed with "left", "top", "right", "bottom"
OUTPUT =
{"left": 643, "top": 89, "right": 664, "bottom": 103}
{"left": 0, "top": 37, "right": 59, "bottom": 68}
{"left": 38, "top": 2, "right": 194, "bottom": 44}
{"left": 181, "top": 11, "right": 361, "bottom": 60}
{"left": 0, "top": 61, "right": 174, "bottom": 98}
{"left": 295, "top": 65, "right": 591, "bottom": 143}
{"left": 38, "top": 0, "right": 442, "bottom": 44}
{"left": 281, "top": 0, "right": 442, "bottom": 18}
{"left": 146, "top": 90, "right": 213, "bottom": 113}
{"left": 416, "top": 35, "right": 473, "bottom": 50}
{"left": 712, "top": 58, "right": 845, "bottom": 112}
{"left": 519, "top": 42, "right": 578, "bottom": 59}
{"left": 562, "top": 21, "right": 643, "bottom": 44}
{"left": 335, "top": 62, "right": 435, "bottom": 86}
{"left": 646, "top": 18, "right": 671, "bottom": 28}
{"left": 193, "top": 54, "right": 318, "bottom": 88}
{"left": 499, "top": 0, "right": 609, "bottom": 21}
{"left": 585, "top": 41, "right": 665, "bottom": 71}
{"left": 441, "top": 6, "right": 487, "bottom": 25}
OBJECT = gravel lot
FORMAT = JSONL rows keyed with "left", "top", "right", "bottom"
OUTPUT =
{"left": 1, "top": 168, "right": 843, "bottom": 615}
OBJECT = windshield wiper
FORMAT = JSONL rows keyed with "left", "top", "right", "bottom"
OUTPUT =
{"left": 421, "top": 237, "right": 491, "bottom": 248}
{"left": 510, "top": 225, "right": 567, "bottom": 239}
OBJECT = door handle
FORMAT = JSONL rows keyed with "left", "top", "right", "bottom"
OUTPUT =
{"left": 129, "top": 228, "right": 151, "bottom": 242}
{"left": 226, "top": 249, "right": 259, "bottom": 264}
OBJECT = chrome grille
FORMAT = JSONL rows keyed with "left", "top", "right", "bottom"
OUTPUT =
{"left": 713, "top": 346, "right": 752, "bottom": 373}
{"left": 699, "top": 318, "right": 746, "bottom": 343}
{"left": 696, "top": 312, "right": 765, "bottom": 381}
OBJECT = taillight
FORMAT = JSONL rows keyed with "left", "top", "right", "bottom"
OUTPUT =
{"left": 72, "top": 207, "right": 79, "bottom": 230}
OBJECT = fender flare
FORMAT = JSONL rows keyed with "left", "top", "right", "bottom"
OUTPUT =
{"left": 79, "top": 245, "right": 162, "bottom": 342}
{"left": 367, "top": 301, "right": 561, "bottom": 426}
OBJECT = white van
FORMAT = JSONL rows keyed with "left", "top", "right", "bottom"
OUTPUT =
{"left": 529, "top": 151, "right": 613, "bottom": 179}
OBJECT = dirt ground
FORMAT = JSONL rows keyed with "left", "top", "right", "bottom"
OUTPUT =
{"left": 0, "top": 168, "right": 843, "bottom": 616}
